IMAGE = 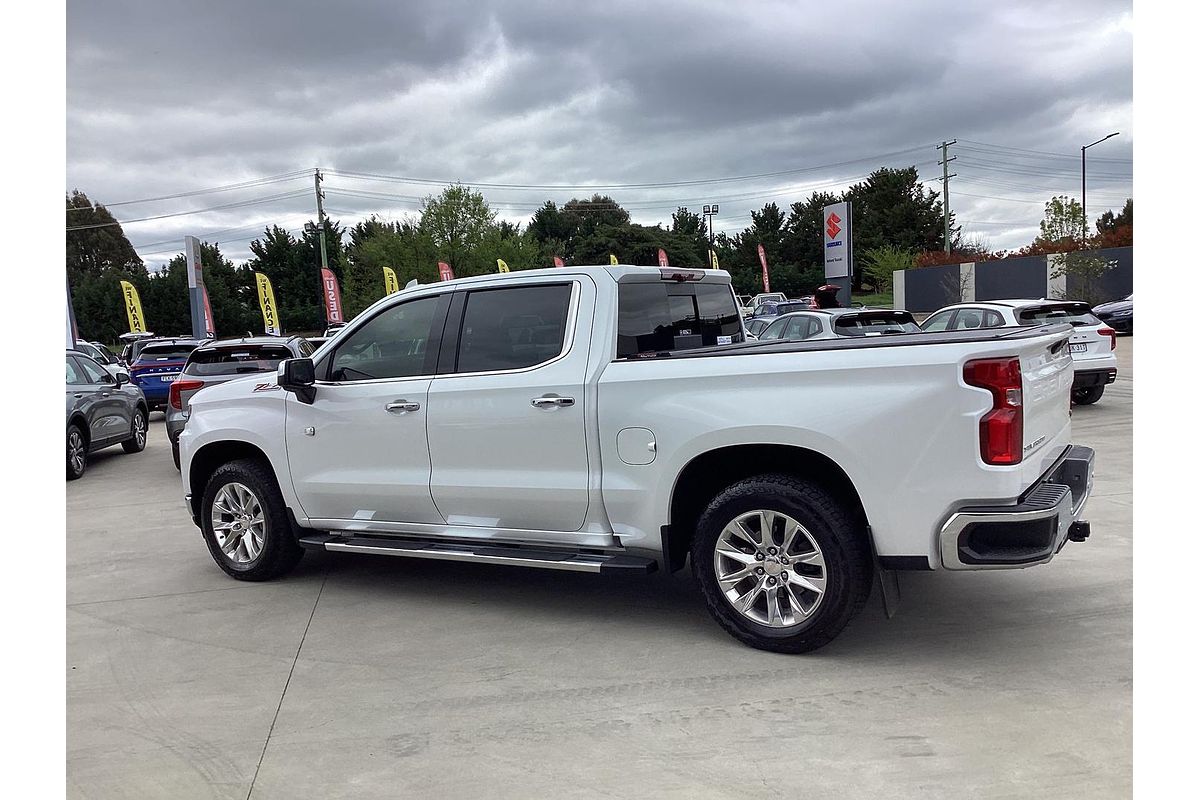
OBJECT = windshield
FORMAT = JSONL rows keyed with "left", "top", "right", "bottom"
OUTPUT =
{"left": 1017, "top": 303, "right": 1101, "bottom": 327}
{"left": 184, "top": 344, "right": 294, "bottom": 376}
{"left": 833, "top": 312, "right": 921, "bottom": 337}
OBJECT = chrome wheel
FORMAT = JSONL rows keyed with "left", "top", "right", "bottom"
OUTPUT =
{"left": 210, "top": 482, "right": 266, "bottom": 564}
{"left": 714, "top": 509, "right": 827, "bottom": 628}
{"left": 67, "top": 429, "right": 85, "bottom": 475}
{"left": 133, "top": 412, "right": 146, "bottom": 447}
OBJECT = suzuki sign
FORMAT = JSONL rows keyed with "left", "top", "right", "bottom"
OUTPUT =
{"left": 822, "top": 201, "right": 853, "bottom": 280}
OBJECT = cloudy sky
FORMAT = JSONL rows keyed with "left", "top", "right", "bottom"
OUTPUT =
{"left": 66, "top": 0, "right": 1133, "bottom": 270}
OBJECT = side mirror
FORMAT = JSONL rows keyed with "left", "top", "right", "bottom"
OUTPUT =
{"left": 115, "top": 371, "right": 129, "bottom": 387}
{"left": 277, "top": 358, "right": 316, "bottom": 404}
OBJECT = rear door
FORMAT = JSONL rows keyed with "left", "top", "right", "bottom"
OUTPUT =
{"left": 426, "top": 279, "right": 591, "bottom": 532}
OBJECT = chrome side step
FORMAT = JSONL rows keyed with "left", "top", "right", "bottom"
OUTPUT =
{"left": 298, "top": 534, "right": 657, "bottom": 575}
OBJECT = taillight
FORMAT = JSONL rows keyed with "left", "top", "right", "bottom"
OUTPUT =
{"left": 169, "top": 379, "right": 204, "bottom": 410}
{"left": 1098, "top": 327, "right": 1117, "bottom": 350}
{"left": 964, "top": 357, "right": 1023, "bottom": 465}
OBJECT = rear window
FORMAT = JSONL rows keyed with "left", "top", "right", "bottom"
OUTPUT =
{"left": 833, "top": 312, "right": 921, "bottom": 337}
{"left": 617, "top": 281, "right": 744, "bottom": 357}
{"left": 1017, "top": 303, "right": 1101, "bottom": 327}
{"left": 136, "top": 343, "right": 198, "bottom": 361}
{"left": 184, "top": 344, "right": 294, "bottom": 376}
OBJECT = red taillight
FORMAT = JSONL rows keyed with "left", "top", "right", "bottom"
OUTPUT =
{"left": 1098, "top": 327, "right": 1117, "bottom": 350}
{"left": 168, "top": 379, "right": 205, "bottom": 410}
{"left": 964, "top": 357, "right": 1023, "bottom": 465}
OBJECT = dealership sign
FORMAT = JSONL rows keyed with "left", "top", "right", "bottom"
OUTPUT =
{"left": 822, "top": 201, "right": 853, "bottom": 280}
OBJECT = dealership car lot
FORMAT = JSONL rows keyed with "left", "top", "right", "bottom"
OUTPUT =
{"left": 67, "top": 343, "right": 1132, "bottom": 798}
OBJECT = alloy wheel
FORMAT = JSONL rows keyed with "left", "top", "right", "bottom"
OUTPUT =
{"left": 210, "top": 482, "right": 266, "bottom": 564}
{"left": 68, "top": 430, "right": 85, "bottom": 475}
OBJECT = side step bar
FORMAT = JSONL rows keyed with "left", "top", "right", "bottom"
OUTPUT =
{"left": 298, "top": 534, "right": 657, "bottom": 575}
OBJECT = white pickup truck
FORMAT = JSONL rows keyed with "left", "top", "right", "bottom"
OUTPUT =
{"left": 179, "top": 265, "right": 1094, "bottom": 653}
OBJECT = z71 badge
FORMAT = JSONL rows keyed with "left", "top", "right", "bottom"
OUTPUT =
{"left": 253, "top": 383, "right": 281, "bottom": 392}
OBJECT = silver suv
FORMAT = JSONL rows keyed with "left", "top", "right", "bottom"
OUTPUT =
{"left": 166, "top": 336, "right": 314, "bottom": 468}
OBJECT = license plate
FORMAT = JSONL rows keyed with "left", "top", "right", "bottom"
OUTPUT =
{"left": 159, "top": 374, "right": 180, "bottom": 382}
{"left": 1069, "top": 343, "right": 1088, "bottom": 353}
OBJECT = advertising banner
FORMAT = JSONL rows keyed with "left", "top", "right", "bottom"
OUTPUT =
{"left": 657, "top": 248, "right": 669, "bottom": 267}
{"left": 320, "top": 268, "right": 344, "bottom": 324}
{"left": 496, "top": 259, "right": 509, "bottom": 273}
{"left": 383, "top": 266, "right": 399, "bottom": 295}
{"left": 438, "top": 261, "right": 455, "bottom": 281}
{"left": 709, "top": 251, "right": 719, "bottom": 270}
{"left": 119, "top": 280, "right": 146, "bottom": 333}
{"left": 255, "top": 272, "right": 280, "bottom": 335}
{"left": 609, "top": 254, "right": 618, "bottom": 266}
{"left": 757, "top": 244, "right": 770, "bottom": 292}
{"left": 553, "top": 255, "right": 565, "bottom": 268}
{"left": 66, "top": 274, "right": 78, "bottom": 350}
{"left": 822, "top": 201, "right": 853, "bottom": 280}
{"left": 184, "top": 236, "right": 214, "bottom": 338}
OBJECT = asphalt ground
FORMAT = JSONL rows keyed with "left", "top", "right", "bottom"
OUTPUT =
{"left": 67, "top": 339, "right": 1132, "bottom": 799}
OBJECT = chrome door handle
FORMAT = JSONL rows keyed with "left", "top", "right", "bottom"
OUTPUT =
{"left": 386, "top": 400, "right": 421, "bottom": 413}
{"left": 531, "top": 395, "right": 575, "bottom": 408}
{"left": 100, "top": 392, "right": 111, "bottom": 398}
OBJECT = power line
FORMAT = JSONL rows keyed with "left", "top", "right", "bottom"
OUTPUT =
{"left": 66, "top": 170, "right": 312, "bottom": 211}
{"left": 958, "top": 139, "right": 1132, "bottom": 164}
{"left": 65, "top": 189, "right": 313, "bottom": 231}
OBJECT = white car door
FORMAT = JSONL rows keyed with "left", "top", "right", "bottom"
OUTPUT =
{"left": 426, "top": 279, "right": 592, "bottom": 533}
{"left": 285, "top": 292, "right": 449, "bottom": 525}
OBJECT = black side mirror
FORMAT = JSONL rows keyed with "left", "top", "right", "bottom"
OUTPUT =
{"left": 115, "top": 372, "right": 129, "bottom": 387}
{"left": 278, "top": 358, "right": 316, "bottom": 404}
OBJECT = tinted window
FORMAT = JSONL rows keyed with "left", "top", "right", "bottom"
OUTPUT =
{"left": 617, "top": 281, "right": 744, "bottom": 357}
{"left": 66, "top": 356, "right": 87, "bottom": 385}
{"left": 759, "top": 318, "right": 788, "bottom": 340}
{"left": 1017, "top": 303, "right": 1101, "bottom": 327}
{"left": 455, "top": 284, "right": 572, "bottom": 373}
{"left": 185, "top": 344, "right": 295, "bottom": 377}
{"left": 834, "top": 312, "right": 921, "bottom": 337}
{"left": 329, "top": 295, "right": 443, "bottom": 381}
{"left": 745, "top": 319, "right": 771, "bottom": 337}
{"left": 137, "top": 343, "right": 198, "bottom": 361}
{"left": 76, "top": 355, "right": 111, "bottom": 383}
{"left": 951, "top": 309, "right": 987, "bottom": 330}
{"left": 920, "top": 311, "right": 954, "bottom": 332}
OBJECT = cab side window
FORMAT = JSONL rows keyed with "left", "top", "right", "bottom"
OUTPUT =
{"left": 327, "top": 295, "right": 445, "bottom": 381}
{"left": 454, "top": 284, "right": 572, "bottom": 373}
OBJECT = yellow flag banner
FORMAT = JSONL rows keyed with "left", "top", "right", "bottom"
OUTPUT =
{"left": 383, "top": 266, "right": 399, "bottom": 295}
{"left": 609, "top": 254, "right": 618, "bottom": 266}
{"left": 255, "top": 272, "right": 281, "bottom": 335}
{"left": 710, "top": 250, "right": 720, "bottom": 270}
{"left": 119, "top": 280, "right": 146, "bottom": 333}
{"left": 497, "top": 259, "right": 509, "bottom": 273}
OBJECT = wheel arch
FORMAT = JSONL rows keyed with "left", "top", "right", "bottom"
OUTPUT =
{"left": 67, "top": 414, "right": 90, "bottom": 448}
{"left": 665, "top": 444, "right": 869, "bottom": 572}
{"left": 188, "top": 440, "right": 276, "bottom": 520}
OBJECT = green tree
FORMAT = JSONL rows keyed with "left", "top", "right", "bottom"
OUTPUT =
{"left": 420, "top": 184, "right": 495, "bottom": 275}
{"left": 246, "top": 225, "right": 324, "bottom": 333}
{"left": 66, "top": 190, "right": 150, "bottom": 343}
{"left": 1037, "top": 196, "right": 1085, "bottom": 249}
{"left": 860, "top": 245, "right": 915, "bottom": 293}
{"left": 843, "top": 167, "right": 949, "bottom": 289}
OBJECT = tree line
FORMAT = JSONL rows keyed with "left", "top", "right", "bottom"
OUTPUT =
{"left": 66, "top": 166, "right": 1132, "bottom": 344}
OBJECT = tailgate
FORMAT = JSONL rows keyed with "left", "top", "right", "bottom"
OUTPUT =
{"left": 1016, "top": 329, "right": 1074, "bottom": 464}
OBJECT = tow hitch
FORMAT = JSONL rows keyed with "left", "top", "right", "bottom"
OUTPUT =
{"left": 1068, "top": 520, "right": 1091, "bottom": 543}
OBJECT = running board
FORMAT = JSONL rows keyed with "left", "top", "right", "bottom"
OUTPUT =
{"left": 298, "top": 534, "right": 657, "bottom": 575}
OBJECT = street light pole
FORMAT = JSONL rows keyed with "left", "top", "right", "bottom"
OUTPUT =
{"left": 1081, "top": 132, "right": 1119, "bottom": 247}
{"left": 702, "top": 204, "right": 719, "bottom": 269}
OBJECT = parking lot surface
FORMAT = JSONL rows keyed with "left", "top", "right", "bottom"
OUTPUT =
{"left": 67, "top": 341, "right": 1133, "bottom": 799}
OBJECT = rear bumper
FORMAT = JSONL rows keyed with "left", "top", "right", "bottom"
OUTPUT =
{"left": 1072, "top": 368, "right": 1117, "bottom": 390}
{"left": 939, "top": 445, "right": 1094, "bottom": 570}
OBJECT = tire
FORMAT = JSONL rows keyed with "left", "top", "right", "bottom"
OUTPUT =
{"left": 691, "top": 474, "right": 872, "bottom": 654}
{"left": 122, "top": 407, "right": 148, "bottom": 453}
{"left": 1072, "top": 385, "right": 1105, "bottom": 405}
{"left": 66, "top": 424, "right": 87, "bottom": 481}
{"left": 199, "top": 458, "right": 304, "bottom": 581}
{"left": 172, "top": 440, "right": 181, "bottom": 470}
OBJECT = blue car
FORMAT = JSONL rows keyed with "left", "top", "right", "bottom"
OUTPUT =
{"left": 129, "top": 338, "right": 202, "bottom": 411}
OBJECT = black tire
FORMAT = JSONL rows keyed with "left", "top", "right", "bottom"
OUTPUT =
{"left": 122, "top": 407, "right": 148, "bottom": 453}
{"left": 66, "top": 424, "right": 87, "bottom": 481}
{"left": 691, "top": 474, "right": 872, "bottom": 654}
{"left": 172, "top": 440, "right": 181, "bottom": 470}
{"left": 1072, "top": 385, "right": 1105, "bottom": 405}
{"left": 200, "top": 458, "right": 304, "bottom": 581}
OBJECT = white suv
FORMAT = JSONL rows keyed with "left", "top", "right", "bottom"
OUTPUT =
{"left": 921, "top": 299, "right": 1118, "bottom": 404}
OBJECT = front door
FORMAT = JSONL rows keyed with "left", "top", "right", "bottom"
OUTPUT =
{"left": 73, "top": 355, "right": 130, "bottom": 445}
{"left": 285, "top": 292, "right": 449, "bottom": 525}
{"left": 427, "top": 279, "right": 592, "bottom": 532}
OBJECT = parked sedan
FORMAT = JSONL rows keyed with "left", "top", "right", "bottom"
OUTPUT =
{"left": 1093, "top": 293, "right": 1133, "bottom": 334}
{"left": 66, "top": 351, "right": 149, "bottom": 480}
{"left": 920, "top": 299, "right": 1118, "bottom": 404}
{"left": 165, "top": 336, "right": 315, "bottom": 468}
{"left": 756, "top": 309, "right": 922, "bottom": 342}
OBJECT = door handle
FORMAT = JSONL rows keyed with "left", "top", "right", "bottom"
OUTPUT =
{"left": 386, "top": 400, "right": 421, "bottom": 413}
{"left": 100, "top": 392, "right": 111, "bottom": 398}
{"left": 531, "top": 395, "right": 575, "bottom": 408}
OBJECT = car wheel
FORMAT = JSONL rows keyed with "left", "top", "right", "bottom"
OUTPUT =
{"left": 691, "top": 474, "right": 872, "bottom": 654}
{"left": 122, "top": 408, "right": 148, "bottom": 453}
{"left": 172, "top": 440, "right": 181, "bottom": 471}
{"left": 66, "top": 424, "right": 87, "bottom": 481}
{"left": 1071, "top": 385, "right": 1105, "bottom": 405}
{"left": 200, "top": 459, "right": 304, "bottom": 581}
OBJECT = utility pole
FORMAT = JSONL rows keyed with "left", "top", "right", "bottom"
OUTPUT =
{"left": 314, "top": 168, "right": 329, "bottom": 272}
{"left": 938, "top": 140, "right": 957, "bottom": 253}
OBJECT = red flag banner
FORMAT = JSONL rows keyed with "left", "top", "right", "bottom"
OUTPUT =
{"left": 553, "top": 255, "right": 565, "bottom": 268}
{"left": 320, "top": 268, "right": 345, "bottom": 324}
{"left": 657, "top": 248, "right": 669, "bottom": 267}
{"left": 438, "top": 261, "right": 455, "bottom": 281}
{"left": 201, "top": 285, "right": 216, "bottom": 337}
{"left": 757, "top": 244, "right": 771, "bottom": 293}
